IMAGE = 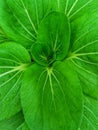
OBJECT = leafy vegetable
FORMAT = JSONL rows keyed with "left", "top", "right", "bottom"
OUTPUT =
{"left": 0, "top": 0, "right": 98, "bottom": 130}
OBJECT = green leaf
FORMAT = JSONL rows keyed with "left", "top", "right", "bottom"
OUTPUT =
{"left": 0, "top": 42, "right": 31, "bottom": 121}
{"left": 0, "top": 0, "right": 53, "bottom": 48}
{"left": 70, "top": 59, "right": 98, "bottom": 129}
{"left": 31, "top": 11, "right": 70, "bottom": 66}
{"left": 65, "top": 0, "right": 98, "bottom": 129}
{"left": 0, "top": 112, "right": 24, "bottom": 130}
{"left": 68, "top": 0, "right": 98, "bottom": 105}
{"left": 21, "top": 60, "right": 83, "bottom": 130}
{"left": 31, "top": 42, "right": 56, "bottom": 66}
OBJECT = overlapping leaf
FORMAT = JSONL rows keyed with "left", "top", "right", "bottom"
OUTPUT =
{"left": 66, "top": 0, "right": 98, "bottom": 129}
{"left": 0, "top": 0, "right": 53, "bottom": 48}
{"left": 31, "top": 11, "right": 70, "bottom": 66}
{"left": 0, "top": 42, "right": 31, "bottom": 121}
{"left": 21, "top": 61, "right": 83, "bottom": 130}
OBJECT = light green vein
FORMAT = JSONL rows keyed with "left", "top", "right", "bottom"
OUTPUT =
{"left": 83, "top": 115, "right": 96, "bottom": 130}
{"left": 20, "top": 0, "right": 38, "bottom": 34}
{"left": 65, "top": 0, "right": 69, "bottom": 14}
{"left": 69, "top": 0, "right": 92, "bottom": 19}
{"left": 75, "top": 57, "right": 98, "bottom": 66}
{"left": 49, "top": 73, "right": 56, "bottom": 111}
{"left": 1, "top": 72, "right": 23, "bottom": 102}
{"left": 71, "top": 59, "right": 98, "bottom": 77}
{"left": 0, "top": 71, "right": 21, "bottom": 88}
{"left": 73, "top": 40, "right": 98, "bottom": 53}
{"left": 67, "top": 0, "right": 78, "bottom": 16}
{"left": 84, "top": 105, "right": 98, "bottom": 120}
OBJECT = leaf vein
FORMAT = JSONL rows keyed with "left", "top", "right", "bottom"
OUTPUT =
{"left": 69, "top": 0, "right": 93, "bottom": 19}
{"left": 20, "top": 0, "right": 38, "bottom": 34}
{"left": 71, "top": 59, "right": 98, "bottom": 77}
{"left": 67, "top": 0, "right": 78, "bottom": 16}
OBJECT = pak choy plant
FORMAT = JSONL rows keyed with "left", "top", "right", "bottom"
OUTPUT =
{"left": 0, "top": 0, "right": 98, "bottom": 130}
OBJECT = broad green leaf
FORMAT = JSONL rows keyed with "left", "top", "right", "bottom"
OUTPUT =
{"left": 0, "top": 0, "right": 53, "bottom": 48}
{"left": 0, "top": 42, "right": 31, "bottom": 121}
{"left": 0, "top": 112, "right": 24, "bottom": 130}
{"left": 65, "top": 0, "right": 98, "bottom": 129}
{"left": 21, "top": 60, "right": 83, "bottom": 130}
{"left": 69, "top": 60, "right": 98, "bottom": 129}
{"left": 67, "top": 0, "right": 98, "bottom": 108}
{"left": 31, "top": 12, "right": 70, "bottom": 66}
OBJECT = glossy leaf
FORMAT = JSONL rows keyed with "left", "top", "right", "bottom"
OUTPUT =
{"left": 31, "top": 11, "right": 70, "bottom": 66}
{"left": 0, "top": 42, "right": 31, "bottom": 121}
{"left": 21, "top": 61, "right": 83, "bottom": 130}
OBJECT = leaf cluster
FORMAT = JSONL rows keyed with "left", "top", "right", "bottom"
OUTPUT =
{"left": 0, "top": 0, "right": 98, "bottom": 130}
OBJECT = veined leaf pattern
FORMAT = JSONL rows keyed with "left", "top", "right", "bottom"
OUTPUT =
{"left": 0, "top": 42, "right": 31, "bottom": 121}
{"left": 21, "top": 61, "right": 83, "bottom": 130}
{"left": 0, "top": 0, "right": 98, "bottom": 130}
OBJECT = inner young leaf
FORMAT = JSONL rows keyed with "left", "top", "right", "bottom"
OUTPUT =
{"left": 31, "top": 43, "right": 56, "bottom": 66}
{"left": 31, "top": 11, "right": 70, "bottom": 66}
